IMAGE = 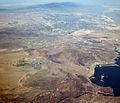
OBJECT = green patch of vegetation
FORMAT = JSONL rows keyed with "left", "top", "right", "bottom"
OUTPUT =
{"left": 15, "top": 58, "right": 42, "bottom": 70}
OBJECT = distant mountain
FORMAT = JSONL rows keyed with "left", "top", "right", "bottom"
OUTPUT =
{"left": 0, "top": 2, "right": 103, "bottom": 12}
{"left": 24, "top": 2, "right": 103, "bottom": 13}
{"left": 39, "top": 2, "right": 80, "bottom": 8}
{"left": 0, "top": 9, "right": 8, "bottom": 11}
{"left": 24, "top": 2, "right": 83, "bottom": 10}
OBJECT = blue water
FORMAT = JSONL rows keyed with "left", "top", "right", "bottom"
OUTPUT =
{"left": 90, "top": 49, "right": 120, "bottom": 96}
{"left": 90, "top": 65, "right": 120, "bottom": 96}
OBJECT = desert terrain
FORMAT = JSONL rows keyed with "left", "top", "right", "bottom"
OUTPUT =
{"left": 0, "top": 2, "right": 120, "bottom": 103}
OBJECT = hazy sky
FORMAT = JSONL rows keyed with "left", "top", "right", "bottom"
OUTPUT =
{"left": 0, "top": 0, "right": 120, "bottom": 9}
{"left": 0, "top": 0, "right": 89, "bottom": 4}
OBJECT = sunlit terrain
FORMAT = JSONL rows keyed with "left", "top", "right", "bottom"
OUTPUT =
{"left": 0, "top": 2, "right": 120, "bottom": 103}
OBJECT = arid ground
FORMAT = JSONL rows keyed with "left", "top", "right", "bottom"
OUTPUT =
{"left": 0, "top": 2, "right": 120, "bottom": 103}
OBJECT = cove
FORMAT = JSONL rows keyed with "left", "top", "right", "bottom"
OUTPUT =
{"left": 90, "top": 49, "right": 120, "bottom": 96}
